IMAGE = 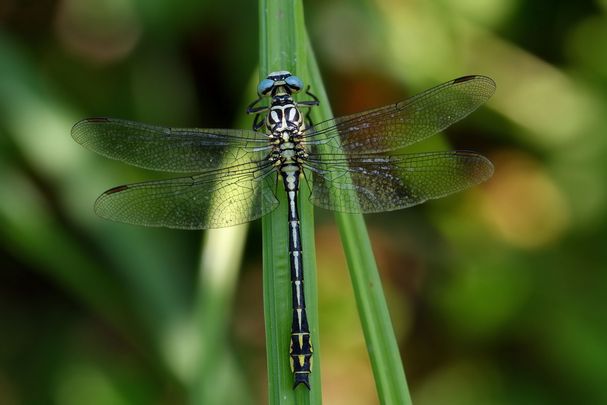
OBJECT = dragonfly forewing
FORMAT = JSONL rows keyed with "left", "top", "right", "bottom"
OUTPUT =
{"left": 304, "top": 75, "right": 495, "bottom": 155}
{"left": 72, "top": 117, "right": 270, "bottom": 173}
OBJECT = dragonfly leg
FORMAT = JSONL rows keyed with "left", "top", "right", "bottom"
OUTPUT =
{"left": 298, "top": 86, "right": 320, "bottom": 128}
{"left": 252, "top": 113, "right": 265, "bottom": 131}
{"left": 247, "top": 96, "right": 269, "bottom": 131}
{"left": 304, "top": 85, "right": 320, "bottom": 104}
{"left": 246, "top": 95, "right": 266, "bottom": 114}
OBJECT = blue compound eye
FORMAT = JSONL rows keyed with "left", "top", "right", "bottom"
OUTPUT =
{"left": 257, "top": 79, "right": 274, "bottom": 95}
{"left": 285, "top": 75, "right": 304, "bottom": 92}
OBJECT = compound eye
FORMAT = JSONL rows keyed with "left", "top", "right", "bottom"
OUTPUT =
{"left": 285, "top": 75, "right": 304, "bottom": 93}
{"left": 257, "top": 79, "right": 274, "bottom": 95}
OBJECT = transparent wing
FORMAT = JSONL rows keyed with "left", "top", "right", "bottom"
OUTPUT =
{"left": 94, "top": 161, "right": 279, "bottom": 229}
{"left": 72, "top": 117, "right": 270, "bottom": 173}
{"left": 305, "top": 151, "right": 493, "bottom": 213}
{"left": 304, "top": 76, "right": 495, "bottom": 154}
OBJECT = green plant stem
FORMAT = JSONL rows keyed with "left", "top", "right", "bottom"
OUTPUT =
{"left": 305, "top": 38, "right": 413, "bottom": 405}
{"left": 259, "top": 0, "right": 321, "bottom": 404}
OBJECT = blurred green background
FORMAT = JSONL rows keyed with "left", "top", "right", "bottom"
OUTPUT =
{"left": 1, "top": 0, "right": 607, "bottom": 404}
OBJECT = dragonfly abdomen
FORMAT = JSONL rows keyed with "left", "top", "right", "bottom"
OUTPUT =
{"left": 277, "top": 130, "right": 312, "bottom": 389}
{"left": 283, "top": 172, "right": 313, "bottom": 389}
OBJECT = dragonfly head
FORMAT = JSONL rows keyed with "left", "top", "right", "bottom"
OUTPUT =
{"left": 258, "top": 71, "right": 304, "bottom": 97}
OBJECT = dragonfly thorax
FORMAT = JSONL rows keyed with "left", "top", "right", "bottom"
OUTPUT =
{"left": 266, "top": 103, "right": 303, "bottom": 133}
{"left": 264, "top": 87, "right": 307, "bottom": 170}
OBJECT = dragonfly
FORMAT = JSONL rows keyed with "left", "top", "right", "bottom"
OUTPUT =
{"left": 72, "top": 72, "right": 495, "bottom": 389}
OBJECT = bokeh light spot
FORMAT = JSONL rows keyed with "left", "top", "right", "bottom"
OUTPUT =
{"left": 481, "top": 150, "right": 570, "bottom": 249}
{"left": 54, "top": 0, "right": 142, "bottom": 65}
